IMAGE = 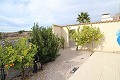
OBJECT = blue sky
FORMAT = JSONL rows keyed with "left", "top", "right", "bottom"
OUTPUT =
{"left": 0, "top": 0, "right": 119, "bottom": 32}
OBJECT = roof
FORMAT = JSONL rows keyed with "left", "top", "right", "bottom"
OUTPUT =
{"left": 102, "top": 13, "right": 110, "bottom": 15}
{"left": 52, "top": 24, "right": 66, "bottom": 27}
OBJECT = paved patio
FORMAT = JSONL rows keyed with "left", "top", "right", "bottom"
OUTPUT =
{"left": 68, "top": 52, "right": 120, "bottom": 80}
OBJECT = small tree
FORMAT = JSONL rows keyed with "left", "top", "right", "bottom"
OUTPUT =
{"left": 30, "top": 23, "right": 60, "bottom": 70}
{"left": 78, "top": 26, "right": 103, "bottom": 46}
{"left": 66, "top": 26, "right": 79, "bottom": 50}
{"left": 69, "top": 26, "right": 81, "bottom": 50}
{"left": 70, "top": 26, "right": 104, "bottom": 50}
{"left": 0, "top": 40, "right": 16, "bottom": 80}
{"left": 13, "top": 38, "right": 37, "bottom": 80}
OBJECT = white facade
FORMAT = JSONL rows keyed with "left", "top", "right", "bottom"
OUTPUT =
{"left": 101, "top": 13, "right": 113, "bottom": 21}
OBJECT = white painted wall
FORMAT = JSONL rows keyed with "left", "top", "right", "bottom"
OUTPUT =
{"left": 52, "top": 21, "right": 120, "bottom": 52}
{"left": 52, "top": 25, "right": 69, "bottom": 48}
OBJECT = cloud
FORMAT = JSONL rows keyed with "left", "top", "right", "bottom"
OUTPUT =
{"left": 0, "top": 0, "right": 29, "bottom": 17}
{"left": 26, "top": 0, "right": 64, "bottom": 24}
{"left": 0, "top": 0, "right": 119, "bottom": 32}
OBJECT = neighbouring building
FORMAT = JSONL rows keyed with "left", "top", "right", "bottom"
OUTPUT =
{"left": 113, "top": 13, "right": 120, "bottom": 20}
{"left": 101, "top": 13, "right": 113, "bottom": 21}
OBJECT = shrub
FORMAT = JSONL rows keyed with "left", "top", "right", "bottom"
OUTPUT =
{"left": 70, "top": 26, "right": 104, "bottom": 50}
{"left": 0, "top": 40, "right": 16, "bottom": 80}
{"left": 30, "top": 23, "right": 60, "bottom": 65}
{"left": 18, "top": 30, "right": 25, "bottom": 34}
{"left": 60, "top": 36, "right": 65, "bottom": 49}
{"left": 0, "top": 38, "right": 37, "bottom": 80}
{"left": 13, "top": 38, "right": 37, "bottom": 80}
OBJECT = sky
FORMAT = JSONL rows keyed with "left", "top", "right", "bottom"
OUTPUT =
{"left": 0, "top": 0, "right": 119, "bottom": 32}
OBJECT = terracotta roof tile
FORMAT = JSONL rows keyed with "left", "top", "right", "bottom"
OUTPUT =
{"left": 52, "top": 24, "right": 65, "bottom": 27}
{"left": 66, "top": 20, "right": 120, "bottom": 26}
{"left": 53, "top": 20, "right": 120, "bottom": 27}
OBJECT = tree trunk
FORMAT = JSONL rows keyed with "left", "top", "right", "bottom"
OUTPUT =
{"left": 76, "top": 45, "right": 78, "bottom": 50}
{"left": 21, "top": 67, "right": 25, "bottom": 80}
{"left": 1, "top": 64, "right": 6, "bottom": 80}
{"left": 33, "top": 61, "right": 38, "bottom": 73}
{"left": 40, "top": 63, "right": 43, "bottom": 70}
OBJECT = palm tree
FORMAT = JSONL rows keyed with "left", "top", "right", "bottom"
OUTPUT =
{"left": 77, "top": 12, "right": 90, "bottom": 23}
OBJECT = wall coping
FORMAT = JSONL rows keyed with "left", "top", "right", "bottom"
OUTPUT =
{"left": 53, "top": 20, "right": 120, "bottom": 27}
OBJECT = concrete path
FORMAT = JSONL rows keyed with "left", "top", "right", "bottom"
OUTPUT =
{"left": 68, "top": 52, "right": 120, "bottom": 80}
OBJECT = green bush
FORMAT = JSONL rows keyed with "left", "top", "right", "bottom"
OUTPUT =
{"left": 60, "top": 36, "right": 65, "bottom": 49}
{"left": 30, "top": 23, "right": 60, "bottom": 64}
{"left": 18, "top": 30, "right": 25, "bottom": 34}
{"left": 70, "top": 26, "right": 104, "bottom": 50}
{"left": 0, "top": 40, "right": 16, "bottom": 71}
{"left": 13, "top": 38, "right": 37, "bottom": 80}
{"left": 0, "top": 40, "right": 15, "bottom": 80}
{"left": 0, "top": 38, "right": 37, "bottom": 80}
{"left": 78, "top": 26, "right": 103, "bottom": 46}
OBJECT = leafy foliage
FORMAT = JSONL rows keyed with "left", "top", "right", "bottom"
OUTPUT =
{"left": 60, "top": 36, "right": 65, "bottom": 49}
{"left": 70, "top": 26, "right": 80, "bottom": 42}
{"left": 30, "top": 23, "right": 60, "bottom": 64}
{"left": 0, "top": 40, "right": 16, "bottom": 80}
{"left": 77, "top": 12, "right": 90, "bottom": 23}
{"left": 13, "top": 38, "right": 37, "bottom": 79}
{"left": 18, "top": 30, "right": 25, "bottom": 34}
{"left": 70, "top": 26, "right": 104, "bottom": 48}
{"left": 0, "top": 40, "right": 16, "bottom": 70}
{"left": 13, "top": 38, "right": 37, "bottom": 70}
{"left": 0, "top": 38, "right": 37, "bottom": 79}
{"left": 66, "top": 26, "right": 79, "bottom": 50}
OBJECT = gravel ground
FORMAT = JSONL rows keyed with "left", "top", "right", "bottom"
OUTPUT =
{"left": 29, "top": 47, "right": 91, "bottom": 80}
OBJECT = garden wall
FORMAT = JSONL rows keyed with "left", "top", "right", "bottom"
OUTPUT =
{"left": 52, "top": 21, "right": 120, "bottom": 52}
{"left": 52, "top": 25, "right": 69, "bottom": 48}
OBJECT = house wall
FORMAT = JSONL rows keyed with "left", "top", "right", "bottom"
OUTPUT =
{"left": 62, "top": 27, "right": 69, "bottom": 47}
{"left": 52, "top": 25, "right": 69, "bottom": 48}
{"left": 52, "top": 25, "right": 62, "bottom": 38}
{"left": 89, "top": 22, "right": 120, "bottom": 52}
{"left": 52, "top": 21, "right": 120, "bottom": 52}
